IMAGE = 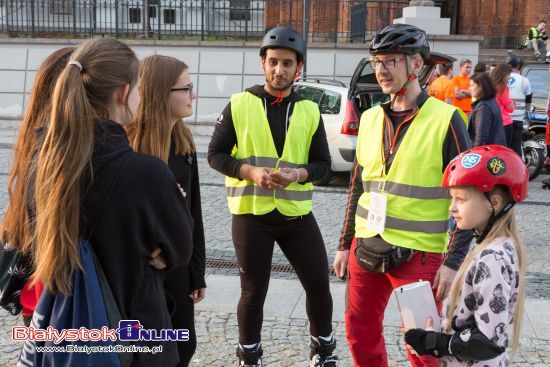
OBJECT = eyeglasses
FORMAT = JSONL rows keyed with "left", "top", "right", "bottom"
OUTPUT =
{"left": 171, "top": 83, "right": 193, "bottom": 96}
{"left": 369, "top": 57, "right": 404, "bottom": 70}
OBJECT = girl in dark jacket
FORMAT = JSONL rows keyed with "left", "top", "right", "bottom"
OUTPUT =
{"left": 29, "top": 39, "right": 193, "bottom": 367}
{"left": 468, "top": 72, "right": 507, "bottom": 147}
{"left": 127, "top": 55, "right": 206, "bottom": 367}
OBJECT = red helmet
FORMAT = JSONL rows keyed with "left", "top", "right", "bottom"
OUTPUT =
{"left": 442, "top": 145, "right": 528, "bottom": 203}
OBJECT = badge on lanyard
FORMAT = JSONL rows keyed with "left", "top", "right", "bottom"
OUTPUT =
{"left": 366, "top": 184, "right": 387, "bottom": 234}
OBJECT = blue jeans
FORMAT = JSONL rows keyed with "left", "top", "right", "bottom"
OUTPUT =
{"left": 526, "top": 40, "right": 545, "bottom": 52}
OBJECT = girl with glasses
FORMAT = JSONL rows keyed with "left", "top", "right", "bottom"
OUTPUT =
{"left": 127, "top": 55, "right": 205, "bottom": 367}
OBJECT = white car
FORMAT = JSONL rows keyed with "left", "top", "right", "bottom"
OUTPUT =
{"left": 293, "top": 79, "right": 359, "bottom": 184}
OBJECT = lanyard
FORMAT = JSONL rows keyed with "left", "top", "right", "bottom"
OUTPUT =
{"left": 379, "top": 109, "right": 419, "bottom": 178}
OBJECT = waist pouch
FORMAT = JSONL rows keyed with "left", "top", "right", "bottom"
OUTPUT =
{"left": 354, "top": 237, "right": 414, "bottom": 273}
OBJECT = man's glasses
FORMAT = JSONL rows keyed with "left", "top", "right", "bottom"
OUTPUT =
{"left": 369, "top": 57, "right": 404, "bottom": 70}
{"left": 171, "top": 83, "right": 193, "bottom": 96}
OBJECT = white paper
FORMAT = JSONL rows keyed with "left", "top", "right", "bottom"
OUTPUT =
{"left": 394, "top": 281, "right": 441, "bottom": 331}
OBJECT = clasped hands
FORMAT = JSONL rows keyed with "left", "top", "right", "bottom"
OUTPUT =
{"left": 251, "top": 166, "right": 300, "bottom": 189}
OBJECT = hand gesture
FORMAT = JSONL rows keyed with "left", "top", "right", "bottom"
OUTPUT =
{"left": 249, "top": 167, "right": 279, "bottom": 189}
{"left": 332, "top": 250, "right": 350, "bottom": 280}
{"left": 189, "top": 288, "right": 206, "bottom": 304}
{"left": 149, "top": 248, "right": 166, "bottom": 270}
{"left": 432, "top": 264, "right": 457, "bottom": 301}
{"left": 269, "top": 167, "right": 299, "bottom": 188}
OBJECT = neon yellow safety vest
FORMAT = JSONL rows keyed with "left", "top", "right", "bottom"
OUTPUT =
{"left": 355, "top": 97, "right": 458, "bottom": 253}
{"left": 225, "top": 91, "right": 319, "bottom": 216}
{"left": 525, "top": 27, "right": 543, "bottom": 45}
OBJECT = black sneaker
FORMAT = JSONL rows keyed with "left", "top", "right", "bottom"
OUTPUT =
{"left": 542, "top": 178, "right": 550, "bottom": 190}
{"left": 236, "top": 343, "right": 263, "bottom": 367}
{"left": 309, "top": 336, "right": 338, "bottom": 367}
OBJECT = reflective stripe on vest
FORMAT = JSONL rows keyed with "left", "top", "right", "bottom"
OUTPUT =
{"left": 225, "top": 92, "right": 319, "bottom": 216}
{"left": 240, "top": 156, "right": 303, "bottom": 169}
{"left": 362, "top": 180, "right": 449, "bottom": 200}
{"left": 355, "top": 97, "right": 456, "bottom": 253}
{"left": 356, "top": 206, "right": 449, "bottom": 234}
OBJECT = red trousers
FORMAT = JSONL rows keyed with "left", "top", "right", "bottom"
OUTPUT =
{"left": 345, "top": 239, "right": 443, "bottom": 367}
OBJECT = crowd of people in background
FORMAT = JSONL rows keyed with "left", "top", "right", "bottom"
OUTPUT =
{"left": 427, "top": 53, "right": 538, "bottom": 157}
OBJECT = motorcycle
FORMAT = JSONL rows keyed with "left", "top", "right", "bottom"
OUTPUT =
{"left": 522, "top": 127, "right": 545, "bottom": 181}
{"left": 524, "top": 108, "right": 547, "bottom": 157}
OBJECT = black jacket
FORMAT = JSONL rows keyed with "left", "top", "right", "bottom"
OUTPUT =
{"left": 207, "top": 84, "right": 331, "bottom": 183}
{"left": 81, "top": 120, "right": 193, "bottom": 366}
{"left": 167, "top": 143, "right": 206, "bottom": 291}
{"left": 339, "top": 92, "right": 474, "bottom": 271}
{"left": 468, "top": 98, "right": 507, "bottom": 147}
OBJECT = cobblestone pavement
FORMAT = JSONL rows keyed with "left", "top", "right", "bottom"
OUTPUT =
{"left": 1, "top": 309, "right": 550, "bottom": 367}
{"left": 1, "top": 131, "right": 550, "bottom": 366}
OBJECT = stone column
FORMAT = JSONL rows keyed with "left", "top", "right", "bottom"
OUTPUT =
{"left": 393, "top": 0, "right": 449, "bottom": 35}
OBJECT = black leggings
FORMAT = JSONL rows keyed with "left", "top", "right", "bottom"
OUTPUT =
{"left": 165, "top": 265, "right": 197, "bottom": 367}
{"left": 511, "top": 120, "right": 523, "bottom": 156}
{"left": 232, "top": 210, "right": 333, "bottom": 344}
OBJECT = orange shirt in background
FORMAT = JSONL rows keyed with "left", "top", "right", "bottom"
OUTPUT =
{"left": 451, "top": 75, "right": 472, "bottom": 114}
{"left": 428, "top": 76, "right": 455, "bottom": 103}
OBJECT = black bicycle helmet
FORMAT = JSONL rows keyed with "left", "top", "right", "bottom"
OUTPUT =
{"left": 369, "top": 24, "right": 430, "bottom": 60}
{"left": 260, "top": 27, "right": 305, "bottom": 63}
{"left": 506, "top": 52, "right": 521, "bottom": 68}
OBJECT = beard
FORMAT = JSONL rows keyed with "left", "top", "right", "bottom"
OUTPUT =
{"left": 266, "top": 75, "right": 294, "bottom": 91}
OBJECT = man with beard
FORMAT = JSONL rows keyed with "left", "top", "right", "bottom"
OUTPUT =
{"left": 208, "top": 27, "right": 337, "bottom": 367}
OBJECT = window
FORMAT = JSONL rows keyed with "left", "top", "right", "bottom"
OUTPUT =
{"left": 129, "top": 8, "right": 141, "bottom": 23}
{"left": 369, "top": 92, "right": 388, "bottom": 108}
{"left": 525, "top": 69, "right": 550, "bottom": 99}
{"left": 164, "top": 9, "right": 175, "bottom": 24}
{"left": 149, "top": 6, "right": 156, "bottom": 18}
{"left": 49, "top": 0, "right": 73, "bottom": 15}
{"left": 319, "top": 90, "right": 341, "bottom": 115}
{"left": 293, "top": 86, "right": 323, "bottom": 104}
{"left": 229, "top": 0, "right": 250, "bottom": 21}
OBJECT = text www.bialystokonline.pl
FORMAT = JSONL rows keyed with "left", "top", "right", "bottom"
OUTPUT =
{"left": 34, "top": 344, "right": 163, "bottom": 354}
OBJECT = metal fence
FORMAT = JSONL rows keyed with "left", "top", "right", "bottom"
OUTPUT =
{"left": 0, "top": 0, "right": 453, "bottom": 41}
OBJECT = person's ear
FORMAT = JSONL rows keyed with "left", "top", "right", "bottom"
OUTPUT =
{"left": 260, "top": 56, "right": 267, "bottom": 74}
{"left": 294, "top": 62, "right": 303, "bottom": 80}
{"left": 415, "top": 56, "right": 424, "bottom": 75}
{"left": 489, "top": 193, "right": 504, "bottom": 212}
{"left": 116, "top": 84, "right": 130, "bottom": 106}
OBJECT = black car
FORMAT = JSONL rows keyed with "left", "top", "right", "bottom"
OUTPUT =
{"left": 521, "top": 62, "right": 549, "bottom": 146}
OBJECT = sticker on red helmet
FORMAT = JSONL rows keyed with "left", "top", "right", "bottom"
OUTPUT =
{"left": 487, "top": 157, "right": 506, "bottom": 176}
{"left": 461, "top": 153, "right": 481, "bottom": 168}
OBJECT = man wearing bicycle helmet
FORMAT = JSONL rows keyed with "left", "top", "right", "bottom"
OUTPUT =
{"left": 333, "top": 24, "right": 473, "bottom": 367}
{"left": 208, "top": 27, "right": 336, "bottom": 366}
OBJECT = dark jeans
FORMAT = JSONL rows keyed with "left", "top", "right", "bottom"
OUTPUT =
{"left": 232, "top": 210, "right": 333, "bottom": 344}
{"left": 511, "top": 120, "right": 524, "bottom": 156}
{"left": 504, "top": 123, "right": 514, "bottom": 149}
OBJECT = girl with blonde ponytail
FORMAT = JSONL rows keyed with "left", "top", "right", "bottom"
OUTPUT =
{"left": 127, "top": 55, "right": 204, "bottom": 367}
{"left": 405, "top": 145, "right": 528, "bottom": 367}
{"left": 32, "top": 38, "right": 193, "bottom": 366}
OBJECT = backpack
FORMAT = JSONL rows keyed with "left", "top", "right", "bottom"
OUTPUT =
{"left": 18, "top": 155, "right": 133, "bottom": 367}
